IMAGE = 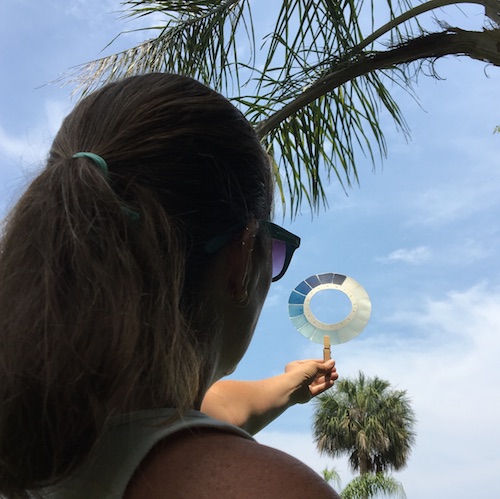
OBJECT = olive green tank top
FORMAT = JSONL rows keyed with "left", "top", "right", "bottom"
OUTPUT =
{"left": 40, "top": 409, "right": 254, "bottom": 498}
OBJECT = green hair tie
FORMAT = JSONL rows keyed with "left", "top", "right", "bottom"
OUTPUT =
{"left": 72, "top": 152, "right": 109, "bottom": 177}
{"left": 121, "top": 206, "right": 141, "bottom": 223}
{"left": 72, "top": 152, "right": 140, "bottom": 222}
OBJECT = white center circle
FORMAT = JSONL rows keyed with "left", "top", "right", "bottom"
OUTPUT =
{"left": 309, "top": 287, "right": 353, "bottom": 324}
{"left": 303, "top": 283, "right": 356, "bottom": 331}
{"left": 306, "top": 285, "right": 355, "bottom": 328}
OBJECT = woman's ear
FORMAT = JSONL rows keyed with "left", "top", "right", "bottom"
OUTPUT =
{"left": 226, "top": 221, "right": 258, "bottom": 305}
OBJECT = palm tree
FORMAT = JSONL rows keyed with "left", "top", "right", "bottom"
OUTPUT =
{"left": 341, "top": 473, "right": 406, "bottom": 499}
{"left": 71, "top": 1, "right": 500, "bottom": 215}
{"left": 323, "top": 466, "right": 405, "bottom": 499}
{"left": 313, "top": 372, "right": 416, "bottom": 476}
{"left": 322, "top": 467, "right": 342, "bottom": 489}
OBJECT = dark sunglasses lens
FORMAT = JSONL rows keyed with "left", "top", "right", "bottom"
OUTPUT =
{"left": 272, "top": 239, "right": 286, "bottom": 279}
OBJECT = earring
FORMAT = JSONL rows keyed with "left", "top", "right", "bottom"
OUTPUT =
{"left": 231, "top": 289, "right": 249, "bottom": 308}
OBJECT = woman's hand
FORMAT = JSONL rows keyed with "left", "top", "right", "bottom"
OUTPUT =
{"left": 285, "top": 359, "right": 338, "bottom": 405}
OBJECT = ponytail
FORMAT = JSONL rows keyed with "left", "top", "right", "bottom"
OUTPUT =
{"left": 0, "top": 156, "right": 204, "bottom": 493}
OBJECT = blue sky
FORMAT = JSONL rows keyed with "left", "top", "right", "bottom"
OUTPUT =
{"left": 1, "top": 1, "right": 499, "bottom": 497}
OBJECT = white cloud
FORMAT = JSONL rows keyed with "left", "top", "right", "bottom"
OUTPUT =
{"left": 65, "top": 0, "right": 121, "bottom": 21}
{"left": 0, "top": 125, "right": 36, "bottom": 163}
{"left": 43, "top": 99, "right": 71, "bottom": 137}
{"left": 410, "top": 182, "right": 500, "bottom": 227}
{"left": 0, "top": 98, "right": 69, "bottom": 167}
{"left": 259, "top": 282, "right": 500, "bottom": 499}
{"left": 264, "top": 284, "right": 288, "bottom": 308}
{"left": 403, "top": 132, "right": 500, "bottom": 229}
{"left": 0, "top": 98, "right": 71, "bottom": 216}
{"left": 376, "top": 238, "right": 492, "bottom": 270}
{"left": 377, "top": 245, "right": 431, "bottom": 264}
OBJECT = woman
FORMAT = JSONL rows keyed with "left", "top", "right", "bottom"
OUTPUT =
{"left": 0, "top": 73, "right": 339, "bottom": 498}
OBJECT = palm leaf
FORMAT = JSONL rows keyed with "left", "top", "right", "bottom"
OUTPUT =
{"left": 73, "top": 0, "right": 255, "bottom": 97}
{"left": 69, "top": 0, "right": 500, "bottom": 215}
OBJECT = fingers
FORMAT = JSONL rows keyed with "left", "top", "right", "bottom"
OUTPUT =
{"left": 294, "top": 359, "right": 337, "bottom": 381}
{"left": 309, "top": 374, "right": 337, "bottom": 397}
{"left": 308, "top": 365, "right": 339, "bottom": 398}
{"left": 297, "top": 359, "right": 335, "bottom": 366}
{"left": 309, "top": 381, "right": 332, "bottom": 397}
{"left": 311, "top": 359, "right": 336, "bottom": 376}
{"left": 286, "top": 357, "right": 339, "bottom": 391}
{"left": 313, "top": 370, "right": 338, "bottom": 386}
{"left": 289, "top": 359, "right": 336, "bottom": 370}
{"left": 325, "top": 360, "right": 337, "bottom": 373}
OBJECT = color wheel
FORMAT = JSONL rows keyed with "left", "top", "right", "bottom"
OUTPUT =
{"left": 288, "top": 273, "right": 371, "bottom": 345}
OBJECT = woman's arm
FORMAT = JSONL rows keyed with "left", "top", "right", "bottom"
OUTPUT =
{"left": 201, "top": 359, "right": 338, "bottom": 434}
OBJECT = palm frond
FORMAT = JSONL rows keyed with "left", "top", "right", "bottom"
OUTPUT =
{"left": 68, "top": 0, "right": 500, "bottom": 215}
{"left": 72, "top": 0, "right": 254, "bottom": 96}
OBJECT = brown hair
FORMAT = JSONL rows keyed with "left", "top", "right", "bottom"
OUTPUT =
{"left": 0, "top": 73, "right": 272, "bottom": 496}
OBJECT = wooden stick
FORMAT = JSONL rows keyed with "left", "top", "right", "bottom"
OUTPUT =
{"left": 323, "top": 335, "right": 331, "bottom": 362}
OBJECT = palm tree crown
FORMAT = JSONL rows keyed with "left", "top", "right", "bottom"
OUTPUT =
{"left": 313, "top": 372, "right": 416, "bottom": 475}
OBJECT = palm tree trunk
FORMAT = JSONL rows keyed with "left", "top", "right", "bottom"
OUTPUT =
{"left": 359, "top": 454, "right": 370, "bottom": 475}
{"left": 359, "top": 455, "right": 370, "bottom": 499}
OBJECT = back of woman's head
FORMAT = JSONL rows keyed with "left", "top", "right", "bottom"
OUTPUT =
{"left": 0, "top": 73, "right": 272, "bottom": 496}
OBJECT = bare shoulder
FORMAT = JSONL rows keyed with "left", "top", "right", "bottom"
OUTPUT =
{"left": 125, "top": 428, "right": 340, "bottom": 499}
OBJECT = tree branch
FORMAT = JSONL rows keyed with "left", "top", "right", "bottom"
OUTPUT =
{"left": 357, "top": 0, "right": 490, "bottom": 53}
{"left": 255, "top": 28, "right": 500, "bottom": 139}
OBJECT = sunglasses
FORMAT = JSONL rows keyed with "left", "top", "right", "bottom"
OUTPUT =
{"left": 204, "top": 220, "right": 300, "bottom": 282}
